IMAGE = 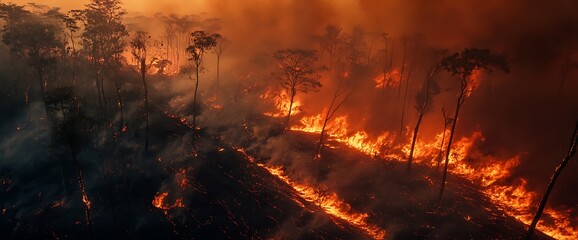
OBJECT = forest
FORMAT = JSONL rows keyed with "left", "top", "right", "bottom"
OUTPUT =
{"left": 0, "top": 0, "right": 577, "bottom": 239}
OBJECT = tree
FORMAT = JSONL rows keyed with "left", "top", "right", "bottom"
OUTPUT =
{"left": 407, "top": 62, "right": 441, "bottom": 171}
{"left": 437, "top": 48, "right": 509, "bottom": 205}
{"left": 273, "top": 49, "right": 323, "bottom": 127}
{"left": 527, "top": 120, "right": 578, "bottom": 239}
{"left": 314, "top": 82, "right": 352, "bottom": 160}
{"left": 130, "top": 31, "right": 156, "bottom": 151}
{"left": 79, "top": 0, "right": 128, "bottom": 124}
{"left": 186, "top": 31, "right": 221, "bottom": 132}
{"left": 436, "top": 107, "right": 453, "bottom": 169}
{"left": 317, "top": 25, "right": 346, "bottom": 80}
{"left": 211, "top": 36, "right": 228, "bottom": 100}
{"left": 399, "top": 36, "right": 421, "bottom": 134}
{"left": 0, "top": 3, "right": 65, "bottom": 115}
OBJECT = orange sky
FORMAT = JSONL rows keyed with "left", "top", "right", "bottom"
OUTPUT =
{"left": 6, "top": 0, "right": 209, "bottom": 15}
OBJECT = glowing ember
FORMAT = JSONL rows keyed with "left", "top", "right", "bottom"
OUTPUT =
{"left": 235, "top": 148, "right": 386, "bottom": 239}
{"left": 152, "top": 192, "right": 185, "bottom": 211}
{"left": 290, "top": 113, "right": 578, "bottom": 239}
{"left": 374, "top": 69, "right": 400, "bottom": 89}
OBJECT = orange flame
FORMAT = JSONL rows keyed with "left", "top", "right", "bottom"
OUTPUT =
{"left": 290, "top": 113, "right": 577, "bottom": 239}
{"left": 153, "top": 192, "right": 185, "bottom": 211}
{"left": 235, "top": 148, "right": 386, "bottom": 239}
{"left": 262, "top": 89, "right": 301, "bottom": 118}
{"left": 374, "top": 69, "right": 400, "bottom": 89}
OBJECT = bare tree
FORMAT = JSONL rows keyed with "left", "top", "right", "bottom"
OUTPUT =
{"left": 527, "top": 120, "right": 578, "bottom": 239}
{"left": 129, "top": 31, "right": 157, "bottom": 151}
{"left": 437, "top": 48, "right": 509, "bottom": 206}
{"left": 212, "top": 36, "right": 228, "bottom": 100}
{"left": 400, "top": 37, "right": 421, "bottom": 134}
{"left": 186, "top": 31, "right": 221, "bottom": 132}
{"left": 317, "top": 25, "right": 346, "bottom": 81}
{"left": 273, "top": 49, "right": 323, "bottom": 127}
{"left": 436, "top": 107, "right": 453, "bottom": 169}
{"left": 315, "top": 82, "right": 352, "bottom": 159}
{"left": 407, "top": 62, "right": 441, "bottom": 171}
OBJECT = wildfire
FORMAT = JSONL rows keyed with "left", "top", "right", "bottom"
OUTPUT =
{"left": 374, "top": 70, "right": 400, "bottom": 89}
{"left": 235, "top": 148, "right": 386, "bottom": 239}
{"left": 465, "top": 69, "right": 482, "bottom": 97}
{"left": 291, "top": 114, "right": 396, "bottom": 157}
{"left": 262, "top": 89, "right": 301, "bottom": 118}
{"left": 290, "top": 113, "right": 577, "bottom": 239}
{"left": 152, "top": 192, "right": 185, "bottom": 211}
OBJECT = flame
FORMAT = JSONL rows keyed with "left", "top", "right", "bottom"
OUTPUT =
{"left": 291, "top": 114, "right": 396, "bottom": 157}
{"left": 235, "top": 148, "right": 386, "bottom": 239}
{"left": 465, "top": 69, "right": 482, "bottom": 97}
{"left": 290, "top": 112, "right": 577, "bottom": 239}
{"left": 374, "top": 69, "right": 400, "bottom": 89}
{"left": 262, "top": 89, "right": 301, "bottom": 118}
{"left": 152, "top": 192, "right": 185, "bottom": 211}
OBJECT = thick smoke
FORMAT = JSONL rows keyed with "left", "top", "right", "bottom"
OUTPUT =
{"left": 2, "top": 0, "right": 578, "bottom": 238}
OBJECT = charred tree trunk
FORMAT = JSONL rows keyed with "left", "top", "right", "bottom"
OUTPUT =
{"left": 315, "top": 84, "right": 351, "bottom": 159}
{"left": 407, "top": 64, "right": 437, "bottom": 171}
{"left": 436, "top": 108, "right": 451, "bottom": 169}
{"left": 70, "top": 140, "right": 92, "bottom": 237}
{"left": 141, "top": 58, "right": 150, "bottom": 151}
{"left": 527, "top": 120, "right": 578, "bottom": 239}
{"left": 285, "top": 88, "right": 296, "bottom": 128}
{"left": 192, "top": 64, "right": 200, "bottom": 147}
{"left": 215, "top": 54, "right": 221, "bottom": 100}
{"left": 400, "top": 44, "right": 419, "bottom": 134}
{"left": 438, "top": 78, "right": 466, "bottom": 206}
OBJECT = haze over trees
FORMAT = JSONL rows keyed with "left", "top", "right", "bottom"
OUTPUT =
{"left": 1, "top": 1, "right": 577, "bottom": 239}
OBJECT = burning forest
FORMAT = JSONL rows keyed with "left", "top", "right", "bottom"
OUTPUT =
{"left": 1, "top": 0, "right": 578, "bottom": 239}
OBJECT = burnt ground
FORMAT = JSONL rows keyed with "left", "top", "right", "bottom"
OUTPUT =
{"left": 0, "top": 103, "right": 552, "bottom": 239}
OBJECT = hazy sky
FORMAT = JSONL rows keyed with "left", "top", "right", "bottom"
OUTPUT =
{"left": 7, "top": 0, "right": 209, "bottom": 14}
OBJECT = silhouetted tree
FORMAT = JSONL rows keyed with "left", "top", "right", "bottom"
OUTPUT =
{"left": 186, "top": 31, "right": 221, "bottom": 132}
{"left": 344, "top": 26, "right": 367, "bottom": 68}
{"left": 437, "top": 48, "right": 509, "bottom": 206}
{"left": 317, "top": 25, "right": 346, "bottom": 80}
{"left": 130, "top": 31, "right": 156, "bottom": 151}
{"left": 436, "top": 107, "right": 453, "bottom": 169}
{"left": 527, "top": 120, "right": 578, "bottom": 239}
{"left": 399, "top": 36, "right": 421, "bottom": 134}
{"left": 273, "top": 49, "right": 323, "bottom": 127}
{"left": 315, "top": 82, "right": 352, "bottom": 160}
{"left": 212, "top": 36, "right": 228, "bottom": 100}
{"left": 0, "top": 3, "right": 65, "bottom": 115}
{"left": 79, "top": 0, "right": 128, "bottom": 123}
{"left": 407, "top": 62, "right": 441, "bottom": 171}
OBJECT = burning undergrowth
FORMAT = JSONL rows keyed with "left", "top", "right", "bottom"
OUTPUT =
{"left": 2, "top": 0, "right": 578, "bottom": 239}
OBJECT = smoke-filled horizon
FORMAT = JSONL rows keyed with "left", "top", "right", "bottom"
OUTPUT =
{"left": 1, "top": 0, "right": 578, "bottom": 239}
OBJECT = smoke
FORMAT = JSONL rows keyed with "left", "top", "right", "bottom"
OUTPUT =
{"left": 2, "top": 0, "right": 578, "bottom": 238}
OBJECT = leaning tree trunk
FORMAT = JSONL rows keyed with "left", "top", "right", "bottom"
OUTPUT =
{"left": 526, "top": 120, "right": 578, "bottom": 239}
{"left": 407, "top": 110, "right": 424, "bottom": 171}
{"left": 407, "top": 64, "right": 437, "bottom": 171}
{"left": 438, "top": 80, "right": 466, "bottom": 206}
